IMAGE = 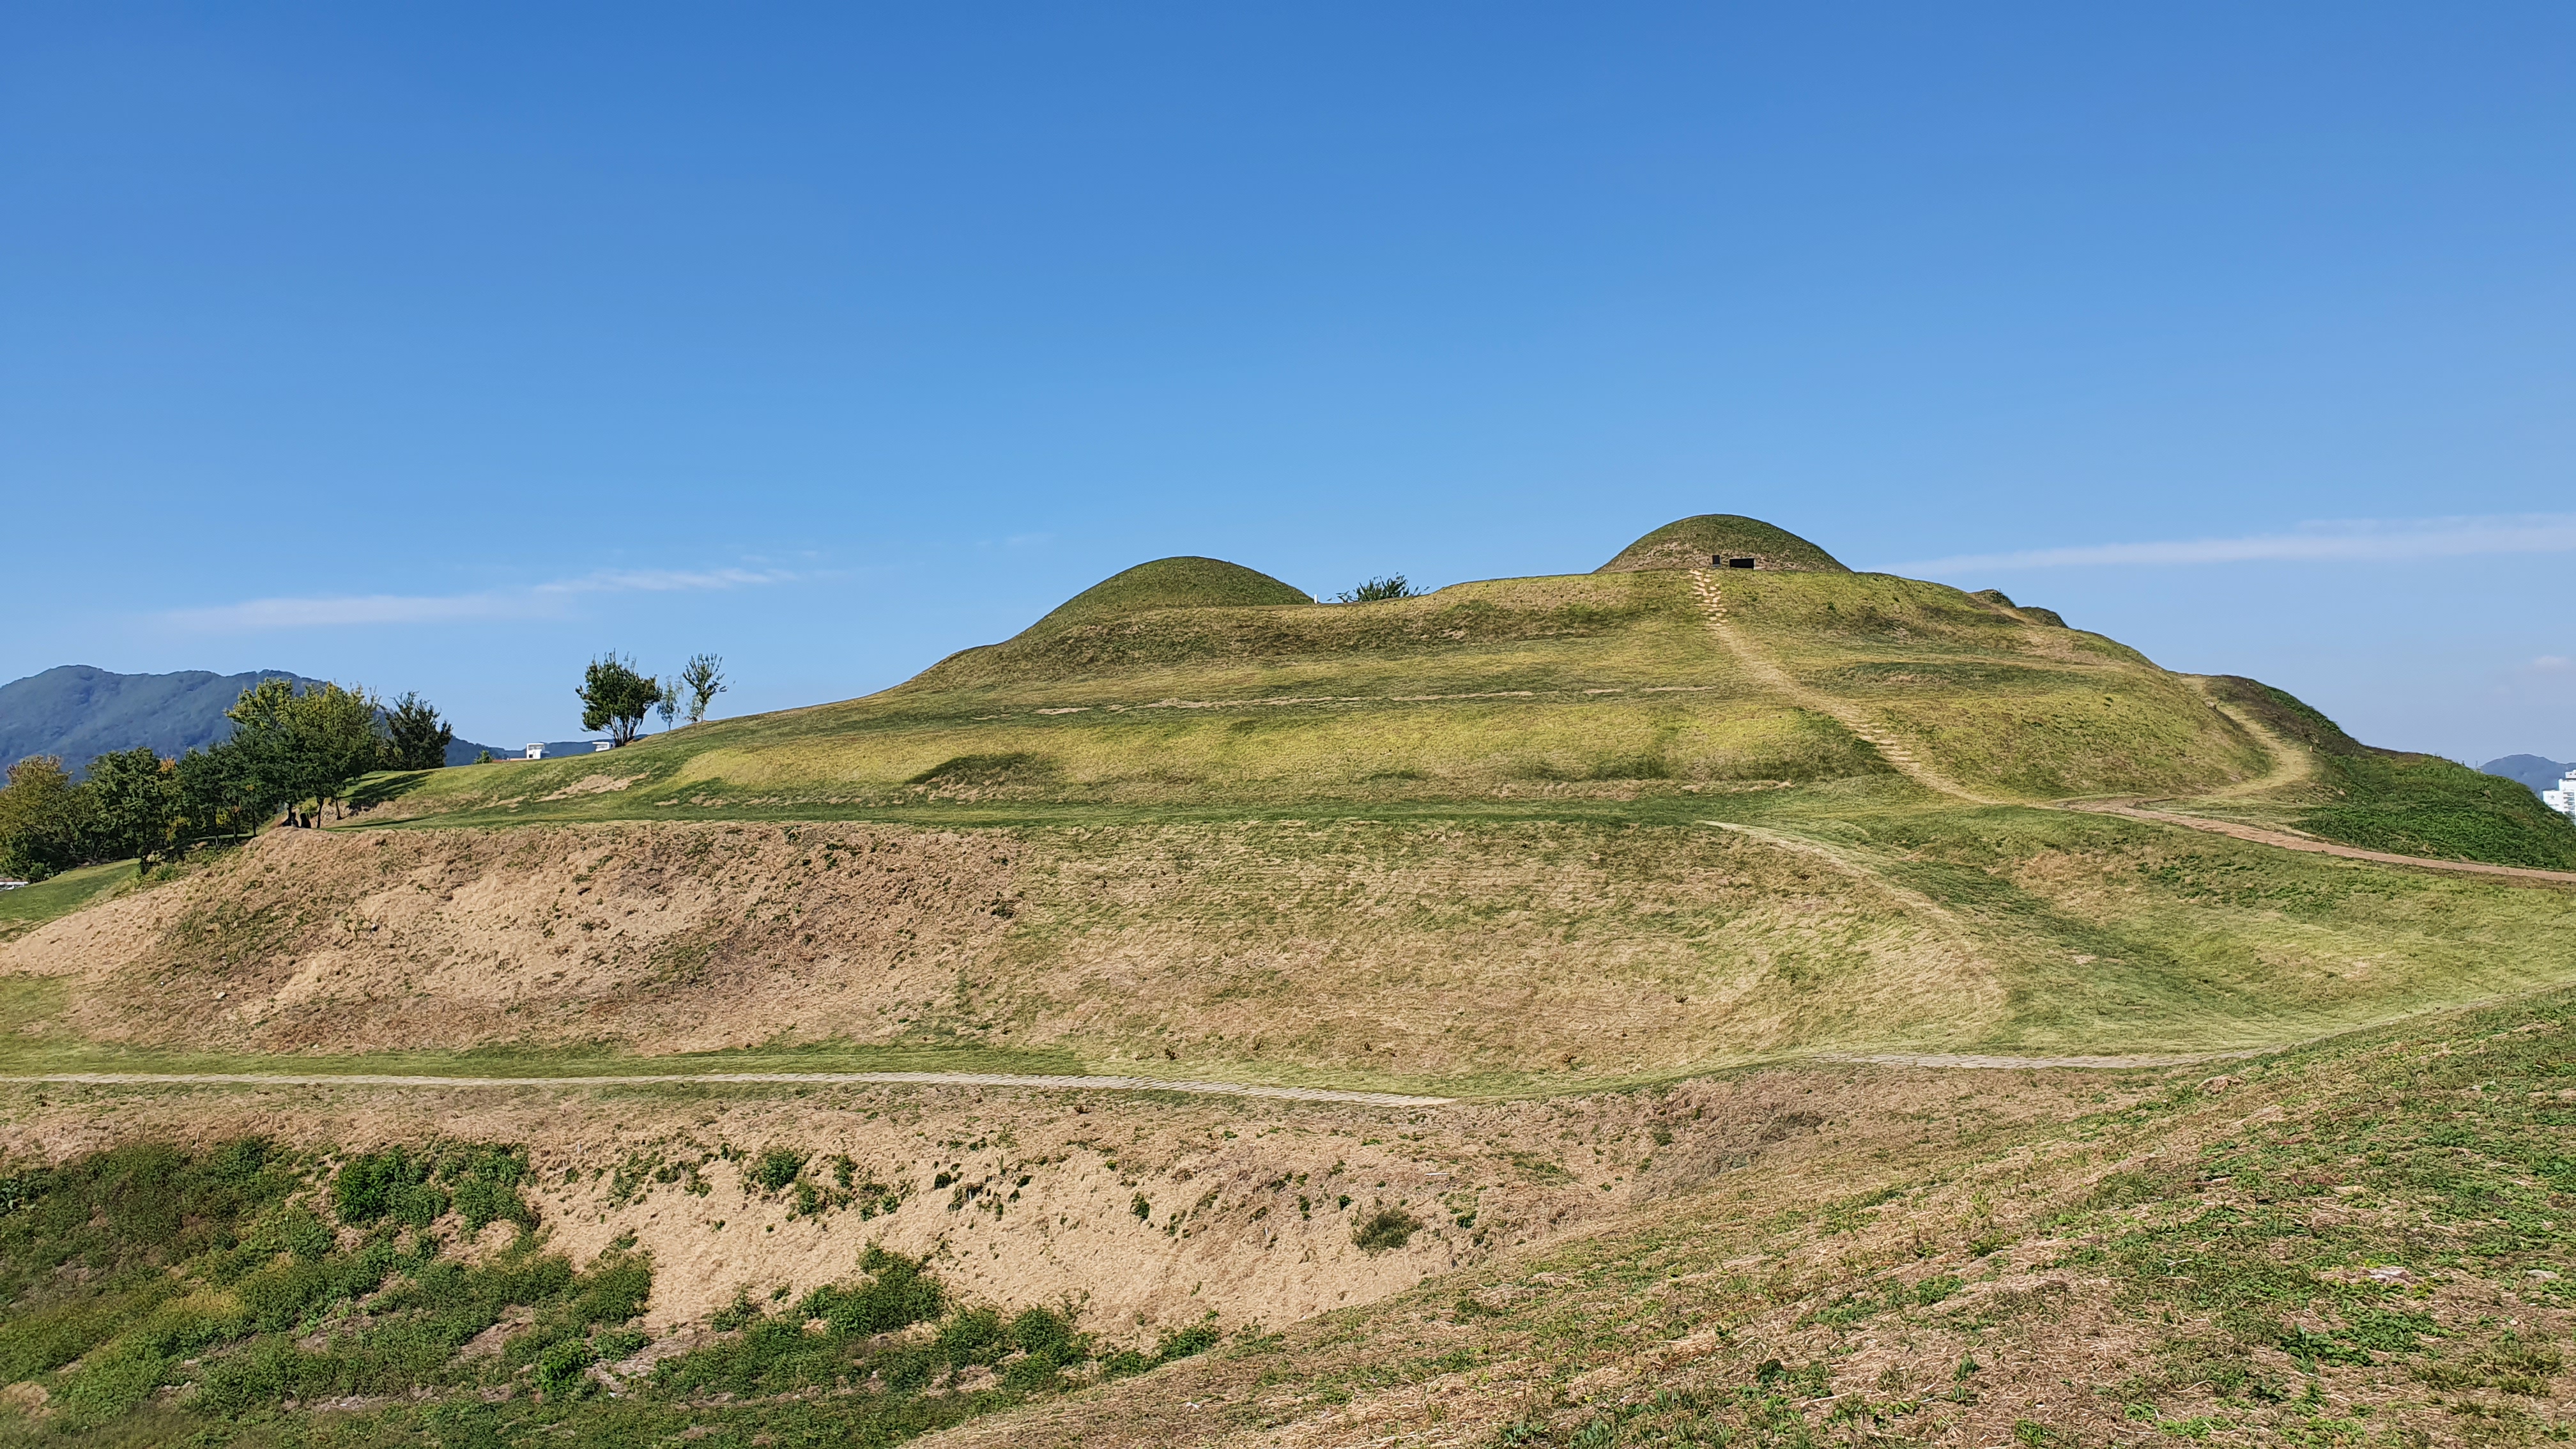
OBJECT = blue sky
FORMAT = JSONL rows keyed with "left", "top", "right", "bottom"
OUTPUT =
{"left": 4, "top": 3, "right": 2571, "bottom": 762}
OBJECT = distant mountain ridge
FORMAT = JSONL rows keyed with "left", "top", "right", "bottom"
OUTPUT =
{"left": 0, "top": 665, "right": 517, "bottom": 776}
{"left": 2483, "top": 754, "right": 2575, "bottom": 796}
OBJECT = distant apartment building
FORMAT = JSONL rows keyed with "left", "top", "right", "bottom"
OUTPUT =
{"left": 2546, "top": 767, "right": 2576, "bottom": 820}
{"left": 519, "top": 741, "right": 612, "bottom": 760}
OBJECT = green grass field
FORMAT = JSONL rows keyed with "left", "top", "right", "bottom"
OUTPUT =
{"left": 0, "top": 864, "right": 137, "bottom": 945}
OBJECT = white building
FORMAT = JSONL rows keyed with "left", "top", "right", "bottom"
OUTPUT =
{"left": 2545, "top": 767, "right": 2576, "bottom": 819}
{"left": 525, "top": 743, "right": 546, "bottom": 760}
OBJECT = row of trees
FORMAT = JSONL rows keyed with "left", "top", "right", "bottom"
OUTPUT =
{"left": 1, "top": 651, "right": 733, "bottom": 878}
{"left": 0, "top": 680, "right": 456, "bottom": 881}
{"left": 576, "top": 652, "right": 724, "bottom": 748}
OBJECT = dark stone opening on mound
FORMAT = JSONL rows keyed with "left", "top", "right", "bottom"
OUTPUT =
{"left": 1597, "top": 516, "right": 1849, "bottom": 574}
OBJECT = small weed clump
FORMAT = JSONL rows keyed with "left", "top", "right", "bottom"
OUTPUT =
{"left": 1353, "top": 1206, "right": 1422, "bottom": 1254}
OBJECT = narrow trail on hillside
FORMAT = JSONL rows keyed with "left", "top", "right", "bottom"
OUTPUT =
{"left": 1820, "top": 1048, "right": 2264, "bottom": 1070}
{"left": 2064, "top": 803, "right": 2576, "bottom": 885}
{"left": 1688, "top": 570, "right": 2000, "bottom": 804}
{"left": 2, "top": 1070, "right": 1453, "bottom": 1107}
{"left": 2186, "top": 677, "right": 2318, "bottom": 799}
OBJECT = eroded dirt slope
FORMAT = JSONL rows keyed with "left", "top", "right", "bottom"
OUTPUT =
{"left": 0, "top": 1065, "right": 2065, "bottom": 1344}
{"left": 0, "top": 820, "right": 1991, "bottom": 1078}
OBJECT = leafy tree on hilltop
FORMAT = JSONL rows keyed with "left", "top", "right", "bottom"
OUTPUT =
{"left": 383, "top": 691, "right": 455, "bottom": 771}
{"left": 175, "top": 743, "right": 262, "bottom": 845}
{"left": 0, "top": 756, "right": 92, "bottom": 880}
{"left": 226, "top": 678, "right": 388, "bottom": 822}
{"left": 677, "top": 652, "right": 726, "bottom": 725}
{"left": 86, "top": 747, "right": 180, "bottom": 872}
{"left": 1333, "top": 575, "right": 1418, "bottom": 603}
{"left": 578, "top": 654, "right": 663, "bottom": 747}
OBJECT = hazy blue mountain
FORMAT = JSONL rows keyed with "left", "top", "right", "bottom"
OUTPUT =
{"left": 0, "top": 666, "right": 510, "bottom": 776}
{"left": 2481, "top": 755, "right": 2573, "bottom": 796}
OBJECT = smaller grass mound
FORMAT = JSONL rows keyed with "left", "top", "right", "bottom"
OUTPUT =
{"left": 1597, "top": 514, "right": 1851, "bottom": 574}
{"left": 1018, "top": 556, "right": 1310, "bottom": 636}
{"left": 2208, "top": 676, "right": 2576, "bottom": 869}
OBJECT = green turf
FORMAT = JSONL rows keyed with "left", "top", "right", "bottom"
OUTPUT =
{"left": 0, "top": 862, "right": 137, "bottom": 944}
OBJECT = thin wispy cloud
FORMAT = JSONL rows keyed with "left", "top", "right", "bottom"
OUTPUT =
{"left": 165, "top": 567, "right": 795, "bottom": 632}
{"left": 1899, "top": 513, "right": 2576, "bottom": 574}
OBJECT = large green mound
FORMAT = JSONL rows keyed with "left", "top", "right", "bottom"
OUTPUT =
{"left": 1019, "top": 556, "right": 1308, "bottom": 636}
{"left": 1597, "top": 514, "right": 1850, "bottom": 574}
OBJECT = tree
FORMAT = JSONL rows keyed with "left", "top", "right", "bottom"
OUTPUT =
{"left": 224, "top": 678, "right": 387, "bottom": 822}
{"left": 298, "top": 683, "right": 388, "bottom": 817}
{"left": 0, "top": 756, "right": 92, "bottom": 881}
{"left": 576, "top": 654, "right": 663, "bottom": 747}
{"left": 86, "top": 747, "right": 180, "bottom": 872}
{"left": 677, "top": 653, "right": 726, "bottom": 725}
{"left": 383, "top": 692, "right": 454, "bottom": 771}
{"left": 1333, "top": 575, "right": 1417, "bottom": 603}
{"left": 174, "top": 745, "right": 261, "bottom": 846}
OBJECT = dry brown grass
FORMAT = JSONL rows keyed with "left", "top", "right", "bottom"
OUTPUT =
{"left": 0, "top": 818, "right": 1997, "bottom": 1084}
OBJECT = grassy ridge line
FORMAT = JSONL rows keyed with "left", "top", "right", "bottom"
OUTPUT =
{"left": 1, "top": 1070, "right": 1452, "bottom": 1107}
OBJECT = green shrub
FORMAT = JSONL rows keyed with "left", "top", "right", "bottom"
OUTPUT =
{"left": 1153, "top": 1321, "right": 1220, "bottom": 1361}
{"left": 572, "top": 1254, "right": 652, "bottom": 1326}
{"left": 533, "top": 1337, "right": 597, "bottom": 1399}
{"left": 1334, "top": 575, "right": 1418, "bottom": 603}
{"left": 1352, "top": 1206, "right": 1420, "bottom": 1254}
{"left": 935, "top": 1307, "right": 1006, "bottom": 1367}
{"left": 334, "top": 1147, "right": 444, "bottom": 1227}
{"left": 749, "top": 1147, "right": 808, "bottom": 1193}
{"left": 52, "top": 1338, "right": 167, "bottom": 1424}
{"left": 799, "top": 1247, "right": 945, "bottom": 1334}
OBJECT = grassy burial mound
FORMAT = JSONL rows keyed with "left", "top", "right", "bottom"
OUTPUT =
{"left": 5, "top": 516, "right": 2576, "bottom": 1449}
{"left": 368, "top": 526, "right": 2303, "bottom": 820}
{"left": 5, "top": 515, "right": 2572, "bottom": 1088}
{"left": 1593, "top": 512, "right": 1853, "bottom": 574}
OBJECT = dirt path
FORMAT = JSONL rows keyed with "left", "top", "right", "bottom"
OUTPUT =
{"left": 1, "top": 1070, "right": 1453, "bottom": 1107}
{"left": 1688, "top": 570, "right": 2000, "bottom": 804}
{"left": 1821, "top": 1048, "right": 2262, "bottom": 1070}
{"left": 2067, "top": 802, "right": 2576, "bottom": 885}
{"left": 2184, "top": 676, "right": 2317, "bottom": 799}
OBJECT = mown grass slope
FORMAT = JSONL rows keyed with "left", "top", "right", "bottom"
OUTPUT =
{"left": 366, "top": 562, "right": 2291, "bottom": 824}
